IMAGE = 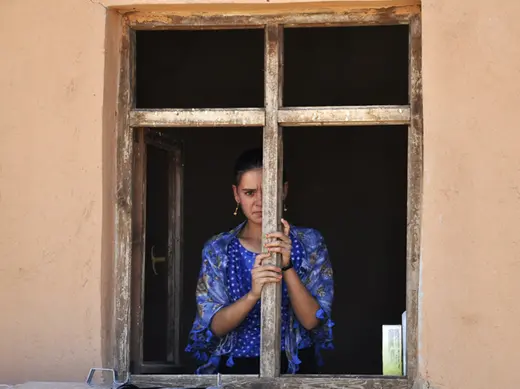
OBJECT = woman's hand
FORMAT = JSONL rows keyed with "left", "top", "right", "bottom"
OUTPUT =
{"left": 249, "top": 253, "right": 282, "bottom": 300}
{"left": 264, "top": 218, "right": 292, "bottom": 267}
{"left": 212, "top": 251, "right": 278, "bottom": 336}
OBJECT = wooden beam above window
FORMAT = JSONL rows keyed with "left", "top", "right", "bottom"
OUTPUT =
{"left": 125, "top": 5, "right": 420, "bottom": 30}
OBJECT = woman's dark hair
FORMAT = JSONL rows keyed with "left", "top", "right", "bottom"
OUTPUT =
{"left": 234, "top": 148, "right": 287, "bottom": 185}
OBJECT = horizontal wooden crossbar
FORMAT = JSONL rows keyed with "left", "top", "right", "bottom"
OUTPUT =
{"left": 126, "top": 5, "right": 419, "bottom": 30}
{"left": 129, "top": 108, "right": 266, "bottom": 127}
{"left": 279, "top": 106, "right": 410, "bottom": 126}
{"left": 129, "top": 106, "right": 410, "bottom": 128}
{"left": 131, "top": 374, "right": 408, "bottom": 389}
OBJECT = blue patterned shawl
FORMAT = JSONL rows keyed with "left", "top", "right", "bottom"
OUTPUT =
{"left": 185, "top": 222, "right": 334, "bottom": 374}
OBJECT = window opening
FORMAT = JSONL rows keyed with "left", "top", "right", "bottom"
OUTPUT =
{"left": 136, "top": 30, "right": 264, "bottom": 109}
{"left": 133, "top": 25, "right": 408, "bottom": 376}
{"left": 284, "top": 26, "right": 409, "bottom": 106}
{"left": 284, "top": 126, "right": 408, "bottom": 374}
{"left": 113, "top": 7, "right": 423, "bottom": 389}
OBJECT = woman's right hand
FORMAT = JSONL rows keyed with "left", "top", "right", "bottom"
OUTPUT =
{"left": 249, "top": 253, "right": 282, "bottom": 300}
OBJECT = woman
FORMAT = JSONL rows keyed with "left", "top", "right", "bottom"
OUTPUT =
{"left": 185, "top": 148, "right": 334, "bottom": 374}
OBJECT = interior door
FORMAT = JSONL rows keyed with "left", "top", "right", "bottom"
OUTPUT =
{"left": 131, "top": 128, "right": 183, "bottom": 374}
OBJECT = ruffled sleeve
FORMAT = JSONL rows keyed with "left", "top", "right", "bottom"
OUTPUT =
{"left": 185, "top": 240, "right": 230, "bottom": 370}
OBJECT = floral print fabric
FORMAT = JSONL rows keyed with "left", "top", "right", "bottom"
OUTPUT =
{"left": 185, "top": 221, "right": 334, "bottom": 374}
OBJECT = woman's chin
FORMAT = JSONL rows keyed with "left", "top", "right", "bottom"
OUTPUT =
{"left": 248, "top": 213, "right": 263, "bottom": 223}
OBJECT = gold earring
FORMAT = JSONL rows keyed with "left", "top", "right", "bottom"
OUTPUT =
{"left": 234, "top": 202, "right": 239, "bottom": 216}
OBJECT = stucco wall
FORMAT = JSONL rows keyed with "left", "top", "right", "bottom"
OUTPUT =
{"left": 420, "top": 0, "right": 520, "bottom": 387}
{"left": 0, "top": 0, "right": 107, "bottom": 383}
{"left": 0, "top": 0, "right": 519, "bottom": 388}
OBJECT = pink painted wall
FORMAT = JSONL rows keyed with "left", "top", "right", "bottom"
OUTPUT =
{"left": 0, "top": 0, "right": 107, "bottom": 383}
{"left": 0, "top": 0, "right": 519, "bottom": 388}
{"left": 420, "top": 0, "right": 520, "bottom": 387}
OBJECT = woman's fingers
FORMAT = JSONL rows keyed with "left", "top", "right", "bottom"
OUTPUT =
{"left": 252, "top": 265, "right": 281, "bottom": 275}
{"left": 258, "top": 277, "right": 281, "bottom": 285}
{"left": 266, "top": 247, "right": 291, "bottom": 254}
{"left": 252, "top": 267, "right": 282, "bottom": 281}
{"left": 252, "top": 271, "right": 282, "bottom": 286}
{"left": 254, "top": 253, "right": 271, "bottom": 267}
{"left": 281, "top": 218, "right": 290, "bottom": 236}
{"left": 254, "top": 273, "right": 282, "bottom": 282}
{"left": 264, "top": 241, "right": 291, "bottom": 250}
{"left": 266, "top": 231, "right": 291, "bottom": 244}
{"left": 254, "top": 272, "right": 282, "bottom": 283}
{"left": 264, "top": 220, "right": 291, "bottom": 253}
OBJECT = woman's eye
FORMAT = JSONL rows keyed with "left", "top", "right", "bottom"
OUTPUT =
{"left": 245, "top": 191, "right": 254, "bottom": 196}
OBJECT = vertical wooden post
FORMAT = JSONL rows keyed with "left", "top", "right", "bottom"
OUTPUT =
{"left": 130, "top": 129, "right": 148, "bottom": 374}
{"left": 167, "top": 143, "right": 184, "bottom": 365}
{"left": 406, "top": 13, "right": 423, "bottom": 387}
{"left": 260, "top": 24, "right": 284, "bottom": 378}
{"left": 115, "top": 18, "right": 135, "bottom": 380}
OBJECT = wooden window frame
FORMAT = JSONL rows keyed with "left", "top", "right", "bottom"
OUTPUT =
{"left": 112, "top": 5, "right": 423, "bottom": 389}
{"left": 131, "top": 129, "right": 184, "bottom": 374}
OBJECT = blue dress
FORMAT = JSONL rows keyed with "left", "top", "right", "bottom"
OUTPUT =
{"left": 185, "top": 222, "right": 334, "bottom": 374}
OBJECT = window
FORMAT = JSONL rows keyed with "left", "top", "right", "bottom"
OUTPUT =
{"left": 111, "top": 5, "right": 422, "bottom": 389}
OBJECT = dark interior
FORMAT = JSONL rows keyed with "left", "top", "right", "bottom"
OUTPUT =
{"left": 142, "top": 143, "right": 173, "bottom": 363}
{"left": 136, "top": 25, "right": 408, "bottom": 375}
{"left": 283, "top": 27, "right": 409, "bottom": 106}
{"left": 136, "top": 26, "right": 408, "bottom": 108}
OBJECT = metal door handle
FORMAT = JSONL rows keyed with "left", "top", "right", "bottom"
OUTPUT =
{"left": 151, "top": 245, "right": 165, "bottom": 275}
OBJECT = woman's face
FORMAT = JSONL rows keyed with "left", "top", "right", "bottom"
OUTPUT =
{"left": 232, "top": 168, "right": 287, "bottom": 225}
{"left": 233, "top": 168, "right": 263, "bottom": 225}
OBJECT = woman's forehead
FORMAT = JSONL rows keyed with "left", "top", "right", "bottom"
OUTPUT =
{"left": 239, "top": 169, "right": 263, "bottom": 186}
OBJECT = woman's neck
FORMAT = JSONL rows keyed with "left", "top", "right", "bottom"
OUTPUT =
{"left": 239, "top": 220, "right": 263, "bottom": 253}
{"left": 241, "top": 220, "right": 262, "bottom": 240}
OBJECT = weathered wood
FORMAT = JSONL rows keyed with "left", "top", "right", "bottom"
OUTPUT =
{"left": 167, "top": 141, "right": 183, "bottom": 364}
{"left": 131, "top": 374, "right": 215, "bottom": 388}
{"left": 144, "top": 128, "right": 179, "bottom": 150}
{"left": 278, "top": 106, "right": 410, "bottom": 126}
{"left": 260, "top": 24, "right": 284, "bottom": 379}
{"left": 406, "top": 14, "right": 423, "bottom": 388}
{"left": 130, "top": 106, "right": 409, "bottom": 129}
{"left": 173, "top": 144, "right": 184, "bottom": 365}
{"left": 167, "top": 145, "right": 175, "bottom": 363}
{"left": 220, "top": 376, "right": 408, "bottom": 389}
{"left": 130, "top": 129, "right": 147, "bottom": 374}
{"left": 131, "top": 375, "right": 408, "bottom": 389}
{"left": 135, "top": 362, "right": 189, "bottom": 374}
{"left": 114, "top": 20, "right": 135, "bottom": 380}
{"left": 129, "top": 109, "right": 265, "bottom": 128}
{"left": 126, "top": 6, "right": 420, "bottom": 30}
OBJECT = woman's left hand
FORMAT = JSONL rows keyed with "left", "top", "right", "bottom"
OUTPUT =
{"left": 265, "top": 218, "right": 292, "bottom": 267}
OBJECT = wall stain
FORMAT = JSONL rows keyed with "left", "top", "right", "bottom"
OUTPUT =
{"left": 75, "top": 200, "right": 96, "bottom": 237}
{"left": 66, "top": 79, "right": 76, "bottom": 97}
{"left": 460, "top": 313, "right": 479, "bottom": 326}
